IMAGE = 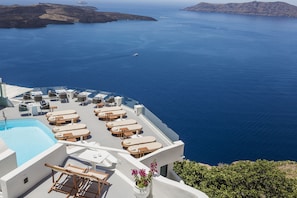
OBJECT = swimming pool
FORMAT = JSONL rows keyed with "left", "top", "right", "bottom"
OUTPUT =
{"left": 0, "top": 119, "right": 57, "bottom": 166}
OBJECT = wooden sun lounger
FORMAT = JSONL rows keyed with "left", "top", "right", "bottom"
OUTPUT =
{"left": 74, "top": 169, "right": 110, "bottom": 197}
{"left": 106, "top": 119, "right": 137, "bottom": 129}
{"left": 93, "top": 106, "right": 122, "bottom": 115}
{"left": 48, "top": 114, "right": 80, "bottom": 125}
{"left": 55, "top": 129, "right": 90, "bottom": 141}
{"left": 45, "top": 163, "right": 110, "bottom": 197}
{"left": 127, "top": 142, "right": 162, "bottom": 158}
{"left": 122, "top": 136, "right": 156, "bottom": 148}
{"left": 97, "top": 110, "right": 127, "bottom": 121}
{"left": 110, "top": 124, "right": 142, "bottom": 137}
{"left": 44, "top": 163, "right": 87, "bottom": 196}
{"left": 52, "top": 123, "right": 87, "bottom": 133}
{"left": 46, "top": 109, "right": 77, "bottom": 118}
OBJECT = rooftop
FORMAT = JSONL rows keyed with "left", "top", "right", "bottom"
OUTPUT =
{"left": 0, "top": 84, "right": 208, "bottom": 198}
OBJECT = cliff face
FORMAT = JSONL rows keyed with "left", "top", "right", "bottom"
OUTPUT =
{"left": 0, "top": 3, "right": 157, "bottom": 28}
{"left": 183, "top": 1, "right": 297, "bottom": 18}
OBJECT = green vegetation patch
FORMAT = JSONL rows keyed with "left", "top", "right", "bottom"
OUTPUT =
{"left": 174, "top": 160, "right": 297, "bottom": 198}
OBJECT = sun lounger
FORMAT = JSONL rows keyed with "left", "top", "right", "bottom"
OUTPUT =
{"left": 48, "top": 114, "right": 80, "bottom": 125}
{"left": 106, "top": 119, "right": 137, "bottom": 129}
{"left": 52, "top": 123, "right": 87, "bottom": 133}
{"left": 127, "top": 142, "right": 162, "bottom": 158}
{"left": 75, "top": 169, "right": 110, "bottom": 197}
{"left": 44, "top": 163, "right": 87, "bottom": 196}
{"left": 110, "top": 124, "right": 142, "bottom": 136}
{"left": 55, "top": 129, "right": 90, "bottom": 141}
{"left": 98, "top": 110, "right": 127, "bottom": 121}
{"left": 122, "top": 136, "right": 156, "bottom": 148}
{"left": 94, "top": 106, "right": 122, "bottom": 115}
{"left": 46, "top": 109, "right": 77, "bottom": 118}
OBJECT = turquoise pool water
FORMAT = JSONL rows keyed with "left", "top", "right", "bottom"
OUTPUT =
{"left": 0, "top": 119, "right": 57, "bottom": 166}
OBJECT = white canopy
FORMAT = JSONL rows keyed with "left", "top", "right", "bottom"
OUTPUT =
{"left": 4, "top": 84, "right": 33, "bottom": 99}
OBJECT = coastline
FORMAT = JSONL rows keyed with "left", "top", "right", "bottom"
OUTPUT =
{"left": 0, "top": 3, "right": 156, "bottom": 28}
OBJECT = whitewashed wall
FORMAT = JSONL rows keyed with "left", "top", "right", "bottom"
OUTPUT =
{"left": 0, "top": 143, "right": 67, "bottom": 198}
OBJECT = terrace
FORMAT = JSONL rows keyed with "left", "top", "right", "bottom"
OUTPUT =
{"left": 0, "top": 84, "right": 208, "bottom": 198}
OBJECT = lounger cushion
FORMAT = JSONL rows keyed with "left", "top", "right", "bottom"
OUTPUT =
{"left": 46, "top": 109, "right": 77, "bottom": 118}
{"left": 127, "top": 142, "right": 162, "bottom": 155}
{"left": 98, "top": 110, "right": 126, "bottom": 118}
{"left": 122, "top": 136, "right": 156, "bottom": 148}
{"left": 111, "top": 124, "right": 142, "bottom": 133}
{"left": 55, "top": 129, "right": 90, "bottom": 139}
{"left": 94, "top": 106, "right": 122, "bottom": 114}
{"left": 106, "top": 119, "right": 137, "bottom": 128}
{"left": 48, "top": 114, "right": 80, "bottom": 123}
{"left": 52, "top": 123, "right": 87, "bottom": 133}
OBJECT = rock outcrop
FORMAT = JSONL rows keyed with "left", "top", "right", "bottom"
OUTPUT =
{"left": 0, "top": 3, "right": 157, "bottom": 28}
{"left": 183, "top": 1, "right": 297, "bottom": 18}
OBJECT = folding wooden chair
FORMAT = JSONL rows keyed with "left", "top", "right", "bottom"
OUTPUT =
{"left": 44, "top": 163, "right": 87, "bottom": 197}
{"left": 75, "top": 169, "right": 110, "bottom": 198}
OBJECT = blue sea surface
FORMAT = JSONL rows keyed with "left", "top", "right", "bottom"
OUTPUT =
{"left": 1, "top": 1, "right": 297, "bottom": 165}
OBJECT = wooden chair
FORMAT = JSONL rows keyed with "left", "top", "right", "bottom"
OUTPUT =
{"left": 44, "top": 163, "right": 78, "bottom": 197}
{"left": 45, "top": 163, "right": 88, "bottom": 197}
{"left": 75, "top": 169, "right": 110, "bottom": 198}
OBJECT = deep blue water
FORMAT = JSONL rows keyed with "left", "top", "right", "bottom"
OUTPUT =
{"left": 1, "top": 1, "right": 297, "bottom": 165}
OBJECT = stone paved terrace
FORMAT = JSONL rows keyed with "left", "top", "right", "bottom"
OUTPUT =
{"left": 0, "top": 91, "right": 177, "bottom": 197}
{"left": 3, "top": 93, "right": 173, "bottom": 150}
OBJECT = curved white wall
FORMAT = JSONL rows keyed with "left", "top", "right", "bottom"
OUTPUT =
{"left": 152, "top": 175, "right": 209, "bottom": 198}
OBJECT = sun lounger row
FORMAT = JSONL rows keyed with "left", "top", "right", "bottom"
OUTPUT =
{"left": 44, "top": 163, "right": 110, "bottom": 197}
{"left": 95, "top": 107, "right": 162, "bottom": 158}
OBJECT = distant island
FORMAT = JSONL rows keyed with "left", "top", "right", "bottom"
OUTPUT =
{"left": 0, "top": 3, "right": 157, "bottom": 28}
{"left": 183, "top": 1, "right": 297, "bottom": 18}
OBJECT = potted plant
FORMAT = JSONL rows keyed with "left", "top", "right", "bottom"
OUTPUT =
{"left": 131, "top": 160, "right": 158, "bottom": 198}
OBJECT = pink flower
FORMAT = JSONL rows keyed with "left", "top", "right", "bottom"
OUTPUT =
{"left": 139, "top": 169, "right": 146, "bottom": 177}
{"left": 131, "top": 169, "right": 138, "bottom": 176}
{"left": 131, "top": 160, "right": 158, "bottom": 188}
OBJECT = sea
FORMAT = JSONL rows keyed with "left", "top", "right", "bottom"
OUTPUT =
{"left": 1, "top": 0, "right": 297, "bottom": 165}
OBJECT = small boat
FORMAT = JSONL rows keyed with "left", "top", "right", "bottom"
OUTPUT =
{"left": 133, "top": 53, "right": 139, "bottom": 56}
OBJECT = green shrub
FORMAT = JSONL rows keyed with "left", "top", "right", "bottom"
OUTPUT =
{"left": 174, "top": 160, "right": 297, "bottom": 197}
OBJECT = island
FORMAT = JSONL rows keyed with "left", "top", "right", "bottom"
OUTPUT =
{"left": 183, "top": 1, "right": 297, "bottom": 18}
{"left": 0, "top": 3, "right": 157, "bottom": 28}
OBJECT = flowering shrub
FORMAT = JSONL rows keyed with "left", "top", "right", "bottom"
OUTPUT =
{"left": 132, "top": 160, "right": 158, "bottom": 188}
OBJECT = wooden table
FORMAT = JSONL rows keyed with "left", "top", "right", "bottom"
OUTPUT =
{"left": 78, "top": 149, "right": 109, "bottom": 170}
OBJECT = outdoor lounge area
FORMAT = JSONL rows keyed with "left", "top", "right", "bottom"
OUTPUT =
{"left": 0, "top": 85, "right": 208, "bottom": 198}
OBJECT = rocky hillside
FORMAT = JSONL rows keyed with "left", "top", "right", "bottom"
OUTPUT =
{"left": 183, "top": 1, "right": 297, "bottom": 17}
{"left": 0, "top": 3, "right": 156, "bottom": 28}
